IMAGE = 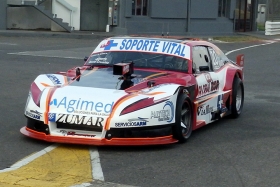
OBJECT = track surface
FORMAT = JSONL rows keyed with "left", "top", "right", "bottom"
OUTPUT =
{"left": 0, "top": 36, "right": 279, "bottom": 187}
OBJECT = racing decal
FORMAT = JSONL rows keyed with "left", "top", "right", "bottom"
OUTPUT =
{"left": 101, "top": 40, "right": 118, "bottom": 50}
{"left": 217, "top": 94, "right": 227, "bottom": 113}
{"left": 46, "top": 74, "right": 62, "bottom": 85}
{"left": 196, "top": 72, "right": 220, "bottom": 98}
{"left": 204, "top": 73, "right": 213, "bottom": 83}
{"left": 40, "top": 82, "right": 51, "bottom": 87}
{"left": 59, "top": 130, "right": 96, "bottom": 137}
{"left": 49, "top": 113, "right": 104, "bottom": 127}
{"left": 141, "top": 84, "right": 172, "bottom": 94}
{"left": 89, "top": 53, "right": 110, "bottom": 64}
{"left": 150, "top": 101, "right": 174, "bottom": 123}
{"left": 104, "top": 94, "right": 140, "bottom": 130}
{"left": 197, "top": 105, "right": 214, "bottom": 116}
{"left": 94, "top": 39, "right": 191, "bottom": 59}
{"left": 115, "top": 117, "right": 149, "bottom": 127}
{"left": 44, "top": 87, "right": 58, "bottom": 124}
{"left": 49, "top": 97, "right": 114, "bottom": 116}
{"left": 198, "top": 80, "right": 219, "bottom": 96}
{"left": 25, "top": 110, "right": 42, "bottom": 120}
{"left": 129, "top": 72, "right": 170, "bottom": 90}
{"left": 120, "top": 97, "right": 167, "bottom": 116}
{"left": 92, "top": 57, "right": 110, "bottom": 64}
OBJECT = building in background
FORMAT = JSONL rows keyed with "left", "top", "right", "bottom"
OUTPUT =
{"left": 3, "top": 0, "right": 261, "bottom": 35}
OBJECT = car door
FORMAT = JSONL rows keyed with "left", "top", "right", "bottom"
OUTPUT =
{"left": 193, "top": 46, "right": 221, "bottom": 124}
{"left": 193, "top": 46, "right": 219, "bottom": 98}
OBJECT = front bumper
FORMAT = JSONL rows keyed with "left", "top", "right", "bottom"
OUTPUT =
{"left": 20, "top": 127, "right": 178, "bottom": 146}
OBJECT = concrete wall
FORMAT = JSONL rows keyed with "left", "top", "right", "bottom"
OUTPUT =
{"left": 0, "top": 1, "right": 7, "bottom": 29}
{"left": 150, "top": 0, "right": 188, "bottom": 18}
{"left": 7, "top": 0, "right": 22, "bottom": 5}
{"left": 5, "top": 0, "right": 254, "bottom": 35}
{"left": 7, "top": 7, "right": 51, "bottom": 30}
{"left": 112, "top": 0, "right": 234, "bottom": 35}
{"left": 191, "top": 0, "right": 218, "bottom": 19}
{"left": 52, "top": 0, "right": 80, "bottom": 30}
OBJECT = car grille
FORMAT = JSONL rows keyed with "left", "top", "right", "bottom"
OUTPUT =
{"left": 105, "top": 125, "right": 172, "bottom": 139}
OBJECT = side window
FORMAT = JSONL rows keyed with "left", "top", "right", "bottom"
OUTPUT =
{"left": 192, "top": 46, "right": 211, "bottom": 73}
{"left": 208, "top": 47, "right": 228, "bottom": 71}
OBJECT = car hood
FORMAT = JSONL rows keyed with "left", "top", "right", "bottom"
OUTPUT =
{"left": 66, "top": 66, "right": 192, "bottom": 90}
{"left": 35, "top": 67, "right": 194, "bottom": 117}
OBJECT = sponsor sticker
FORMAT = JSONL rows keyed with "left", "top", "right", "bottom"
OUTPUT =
{"left": 59, "top": 130, "right": 96, "bottom": 137}
{"left": 115, "top": 117, "right": 148, "bottom": 127}
{"left": 151, "top": 101, "right": 174, "bottom": 123}
{"left": 198, "top": 80, "right": 219, "bottom": 97}
{"left": 90, "top": 57, "right": 110, "bottom": 64}
{"left": 96, "top": 39, "right": 190, "bottom": 58}
{"left": 48, "top": 113, "right": 56, "bottom": 122}
{"left": 49, "top": 97, "right": 114, "bottom": 115}
{"left": 197, "top": 105, "right": 214, "bottom": 116}
{"left": 46, "top": 74, "right": 62, "bottom": 85}
{"left": 54, "top": 114, "right": 104, "bottom": 127}
{"left": 217, "top": 94, "right": 227, "bottom": 113}
{"left": 25, "top": 110, "right": 42, "bottom": 120}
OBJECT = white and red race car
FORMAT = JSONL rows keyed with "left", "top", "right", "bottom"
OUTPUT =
{"left": 21, "top": 37, "right": 244, "bottom": 145}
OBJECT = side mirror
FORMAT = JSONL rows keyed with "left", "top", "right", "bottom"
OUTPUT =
{"left": 199, "top": 66, "right": 209, "bottom": 72}
{"left": 84, "top": 56, "right": 88, "bottom": 62}
{"left": 75, "top": 67, "right": 81, "bottom": 81}
{"left": 236, "top": 54, "right": 244, "bottom": 67}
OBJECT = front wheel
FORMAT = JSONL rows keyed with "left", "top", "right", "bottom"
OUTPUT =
{"left": 172, "top": 94, "right": 193, "bottom": 143}
{"left": 231, "top": 77, "right": 244, "bottom": 118}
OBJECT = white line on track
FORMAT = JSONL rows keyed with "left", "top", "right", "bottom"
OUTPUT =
{"left": 225, "top": 41, "right": 276, "bottom": 55}
{"left": 90, "top": 147, "right": 104, "bottom": 181}
{"left": 8, "top": 52, "right": 82, "bottom": 59}
{"left": 0, "top": 42, "right": 18, "bottom": 45}
{"left": 70, "top": 148, "right": 104, "bottom": 187}
{"left": 0, "top": 144, "right": 58, "bottom": 173}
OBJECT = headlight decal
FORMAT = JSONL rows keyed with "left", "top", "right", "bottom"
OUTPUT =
{"left": 120, "top": 97, "right": 168, "bottom": 116}
{"left": 30, "top": 82, "right": 43, "bottom": 107}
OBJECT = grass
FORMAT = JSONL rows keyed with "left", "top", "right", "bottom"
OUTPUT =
{"left": 257, "top": 23, "right": 265, "bottom": 31}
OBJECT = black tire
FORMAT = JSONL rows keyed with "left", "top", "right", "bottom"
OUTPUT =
{"left": 231, "top": 77, "right": 244, "bottom": 118}
{"left": 172, "top": 93, "right": 193, "bottom": 143}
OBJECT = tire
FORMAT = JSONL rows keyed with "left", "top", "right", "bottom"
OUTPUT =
{"left": 231, "top": 77, "right": 244, "bottom": 118}
{"left": 172, "top": 93, "right": 193, "bottom": 143}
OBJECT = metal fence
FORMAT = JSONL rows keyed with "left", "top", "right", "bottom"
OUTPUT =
{"left": 266, "top": 0, "right": 280, "bottom": 21}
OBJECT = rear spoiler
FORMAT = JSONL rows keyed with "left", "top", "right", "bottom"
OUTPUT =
{"left": 236, "top": 54, "right": 244, "bottom": 67}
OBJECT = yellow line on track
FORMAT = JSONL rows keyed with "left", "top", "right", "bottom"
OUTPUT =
{"left": 0, "top": 145, "right": 93, "bottom": 187}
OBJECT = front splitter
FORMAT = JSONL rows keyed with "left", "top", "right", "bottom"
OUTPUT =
{"left": 20, "top": 127, "right": 178, "bottom": 146}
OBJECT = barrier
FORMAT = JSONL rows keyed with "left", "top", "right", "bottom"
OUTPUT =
{"left": 265, "top": 21, "right": 280, "bottom": 35}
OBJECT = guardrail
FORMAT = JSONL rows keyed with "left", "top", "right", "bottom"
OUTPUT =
{"left": 265, "top": 21, "right": 280, "bottom": 35}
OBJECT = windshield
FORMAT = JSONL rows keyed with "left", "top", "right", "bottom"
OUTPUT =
{"left": 86, "top": 51, "right": 189, "bottom": 72}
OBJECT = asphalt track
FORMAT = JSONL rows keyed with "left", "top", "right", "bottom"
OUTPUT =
{"left": 0, "top": 33, "right": 280, "bottom": 187}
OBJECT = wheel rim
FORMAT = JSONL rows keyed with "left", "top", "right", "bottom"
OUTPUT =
{"left": 181, "top": 102, "right": 191, "bottom": 137}
{"left": 235, "top": 85, "right": 243, "bottom": 111}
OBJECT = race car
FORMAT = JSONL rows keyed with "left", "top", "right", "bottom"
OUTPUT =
{"left": 21, "top": 36, "right": 244, "bottom": 145}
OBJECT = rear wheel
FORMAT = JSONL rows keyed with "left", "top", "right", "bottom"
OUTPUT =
{"left": 172, "top": 94, "right": 193, "bottom": 143}
{"left": 231, "top": 77, "right": 244, "bottom": 118}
